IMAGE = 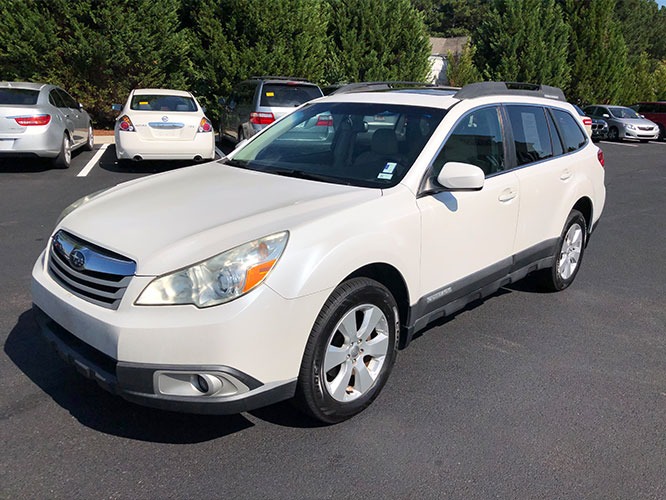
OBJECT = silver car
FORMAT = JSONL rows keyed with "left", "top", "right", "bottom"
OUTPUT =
{"left": 0, "top": 82, "right": 94, "bottom": 168}
{"left": 583, "top": 104, "right": 659, "bottom": 142}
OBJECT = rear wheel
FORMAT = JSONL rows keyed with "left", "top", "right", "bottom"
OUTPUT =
{"left": 53, "top": 134, "right": 71, "bottom": 169}
{"left": 536, "top": 209, "right": 587, "bottom": 292}
{"left": 295, "top": 278, "right": 399, "bottom": 424}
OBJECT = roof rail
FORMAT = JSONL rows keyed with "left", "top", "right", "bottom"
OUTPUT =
{"left": 249, "top": 75, "right": 309, "bottom": 82}
{"left": 454, "top": 82, "right": 566, "bottom": 101}
{"left": 330, "top": 81, "right": 458, "bottom": 95}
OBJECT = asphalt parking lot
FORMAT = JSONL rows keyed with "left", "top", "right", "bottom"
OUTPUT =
{"left": 1, "top": 139, "right": 665, "bottom": 499}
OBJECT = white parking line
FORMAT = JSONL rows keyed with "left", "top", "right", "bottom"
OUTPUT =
{"left": 598, "top": 141, "right": 638, "bottom": 147}
{"left": 215, "top": 146, "right": 225, "bottom": 158}
{"left": 77, "top": 144, "right": 109, "bottom": 177}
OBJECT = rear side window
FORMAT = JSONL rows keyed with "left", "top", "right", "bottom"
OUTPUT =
{"left": 56, "top": 89, "right": 79, "bottom": 108}
{"left": 130, "top": 95, "right": 197, "bottom": 112}
{"left": 49, "top": 90, "right": 65, "bottom": 108}
{"left": 506, "top": 105, "right": 553, "bottom": 165}
{"left": 0, "top": 88, "right": 39, "bottom": 105}
{"left": 551, "top": 109, "right": 587, "bottom": 152}
{"left": 260, "top": 84, "right": 322, "bottom": 107}
{"left": 432, "top": 106, "right": 504, "bottom": 176}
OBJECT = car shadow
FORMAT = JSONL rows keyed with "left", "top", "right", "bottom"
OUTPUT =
{"left": 97, "top": 145, "right": 198, "bottom": 174}
{"left": 0, "top": 153, "right": 88, "bottom": 173}
{"left": 4, "top": 309, "right": 256, "bottom": 442}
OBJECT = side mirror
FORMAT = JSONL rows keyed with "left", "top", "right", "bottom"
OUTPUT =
{"left": 78, "top": 102, "right": 84, "bottom": 110}
{"left": 640, "top": 114, "right": 645, "bottom": 119}
{"left": 437, "top": 162, "right": 485, "bottom": 190}
{"left": 111, "top": 103, "right": 122, "bottom": 112}
{"left": 235, "top": 138, "right": 248, "bottom": 150}
{"left": 602, "top": 113, "right": 610, "bottom": 119}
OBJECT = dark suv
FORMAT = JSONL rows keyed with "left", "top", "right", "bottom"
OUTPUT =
{"left": 218, "top": 77, "right": 323, "bottom": 144}
{"left": 630, "top": 102, "right": 666, "bottom": 141}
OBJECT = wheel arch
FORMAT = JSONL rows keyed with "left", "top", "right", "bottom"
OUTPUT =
{"left": 572, "top": 196, "right": 593, "bottom": 237}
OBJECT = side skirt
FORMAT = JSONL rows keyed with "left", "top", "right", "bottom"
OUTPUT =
{"left": 401, "top": 239, "right": 557, "bottom": 348}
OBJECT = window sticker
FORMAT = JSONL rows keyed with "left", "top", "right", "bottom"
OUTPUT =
{"left": 382, "top": 162, "right": 397, "bottom": 174}
{"left": 377, "top": 172, "right": 393, "bottom": 180}
{"left": 265, "top": 92, "right": 275, "bottom": 97}
{"left": 139, "top": 101, "right": 149, "bottom": 105}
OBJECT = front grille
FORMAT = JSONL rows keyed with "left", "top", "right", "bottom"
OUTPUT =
{"left": 47, "top": 230, "right": 136, "bottom": 309}
{"left": 638, "top": 126, "right": 653, "bottom": 131}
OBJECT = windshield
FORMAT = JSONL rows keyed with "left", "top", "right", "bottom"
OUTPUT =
{"left": 608, "top": 106, "right": 641, "bottom": 119}
{"left": 228, "top": 102, "right": 446, "bottom": 188}
{"left": 130, "top": 94, "right": 197, "bottom": 112}
{"left": 0, "top": 88, "right": 39, "bottom": 105}
{"left": 260, "top": 84, "right": 323, "bottom": 107}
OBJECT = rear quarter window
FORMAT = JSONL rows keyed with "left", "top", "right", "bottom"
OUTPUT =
{"left": 260, "top": 84, "right": 322, "bottom": 107}
{"left": 551, "top": 109, "right": 587, "bottom": 153}
{"left": 0, "top": 88, "right": 39, "bottom": 105}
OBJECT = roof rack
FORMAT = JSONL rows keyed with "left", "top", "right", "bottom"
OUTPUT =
{"left": 330, "top": 81, "right": 458, "bottom": 95}
{"left": 454, "top": 82, "right": 566, "bottom": 101}
{"left": 249, "top": 76, "right": 310, "bottom": 82}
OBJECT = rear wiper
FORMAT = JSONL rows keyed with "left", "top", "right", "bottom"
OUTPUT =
{"left": 267, "top": 167, "right": 351, "bottom": 185}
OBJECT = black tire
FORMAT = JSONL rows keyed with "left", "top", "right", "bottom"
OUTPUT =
{"left": 84, "top": 123, "right": 94, "bottom": 151}
{"left": 294, "top": 277, "right": 399, "bottom": 424}
{"left": 53, "top": 133, "right": 71, "bottom": 169}
{"left": 658, "top": 125, "right": 665, "bottom": 142}
{"left": 608, "top": 127, "right": 620, "bottom": 142}
{"left": 536, "top": 209, "right": 587, "bottom": 292}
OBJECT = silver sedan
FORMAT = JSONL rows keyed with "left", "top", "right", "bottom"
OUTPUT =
{"left": 0, "top": 82, "right": 94, "bottom": 168}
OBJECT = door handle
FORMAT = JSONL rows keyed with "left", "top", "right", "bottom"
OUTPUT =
{"left": 498, "top": 188, "right": 517, "bottom": 202}
{"left": 560, "top": 169, "right": 573, "bottom": 180}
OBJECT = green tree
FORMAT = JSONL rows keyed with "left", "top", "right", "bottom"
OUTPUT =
{"left": 446, "top": 41, "right": 482, "bottom": 86}
{"left": 562, "top": 0, "right": 628, "bottom": 104}
{"left": 475, "top": 0, "right": 570, "bottom": 89}
{"left": 411, "top": 0, "right": 492, "bottom": 37}
{"left": 326, "top": 0, "right": 431, "bottom": 83}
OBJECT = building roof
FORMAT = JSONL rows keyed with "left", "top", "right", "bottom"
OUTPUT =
{"left": 429, "top": 36, "right": 469, "bottom": 57}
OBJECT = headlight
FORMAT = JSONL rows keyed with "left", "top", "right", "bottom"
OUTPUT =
{"left": 625, "top": 123, "right": 636, "bottom": 130}
{"left": 136, "top": 231, "right": 289, "bottom": 307}
{"left": 56, "top": 188, "right": 110, "bottom": 225}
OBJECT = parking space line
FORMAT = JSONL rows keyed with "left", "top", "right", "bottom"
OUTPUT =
{"left": 77, "top": 144, "right": 109, "bottom": 177}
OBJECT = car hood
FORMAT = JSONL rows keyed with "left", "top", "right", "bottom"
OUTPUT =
{"left": 58, "top": 162, "right": 380, "bottom": 275}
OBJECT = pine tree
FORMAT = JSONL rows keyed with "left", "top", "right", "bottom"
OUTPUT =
{"left": 475, "top": 0, "right": 570, "bottom": 89}
{"left": 446, "top": 42, "right": 482, "bottom": 86}
{"left": 326, "top": 0, "right": 431, "bottom": 83}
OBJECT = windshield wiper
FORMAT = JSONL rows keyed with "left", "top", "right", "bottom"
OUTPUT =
{"left": 267, "top": 167, "right": 352, "bottom": 185}
{"left": 218, "top": 158, "right": 250, "bottom": 169}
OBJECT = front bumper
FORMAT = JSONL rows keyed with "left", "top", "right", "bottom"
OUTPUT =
{"left": 32, "top": 249, "right": 329, "bottom": 414}
{"left": 619, "top": 128, "right": 659, "bottom": 140}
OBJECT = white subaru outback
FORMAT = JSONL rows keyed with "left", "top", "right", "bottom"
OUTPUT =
{"left": 32, "top": 82, "right": 606, "bottom": 423}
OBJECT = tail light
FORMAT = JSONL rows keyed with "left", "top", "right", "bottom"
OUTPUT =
{"left": 118, "top": 115, "right": 135, "bottom": 132}
{"left": 250, "top": 112, "right": 275, "bottom": 125}
{"left": 597, "top": 148, "right": 605, "bottom": 168}
{"left": 198, "top": 117, "right": 213, "bottom": 133}
{"left": 315, "top": 115, "right": 333, "bottom": 127}
{"left": 14, "top": 115, "right": 51, "bottom": 126}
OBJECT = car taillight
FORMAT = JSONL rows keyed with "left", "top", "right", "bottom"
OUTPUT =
{"left": 583, "top": 117, "right": 592, "bottom": 126}
{"left": 250, "top": 112, "right": 275, "bottom": 125}
{"left": 198, "top": 117, "right": 213, "bottom": 133}
{"left": 316, "top": 115, "right": 333, "bottom": 127}
{"left": 14, "top": 115, "right": 51, "bottom": 126}
{"left": 118, "top": 115, "right": 135, "bottom": 131}
{"left": 597, "top": 148, "right": 605, "bottom": 168}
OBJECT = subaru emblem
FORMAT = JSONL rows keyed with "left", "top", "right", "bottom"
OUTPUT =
{"left": 162, "top": 116, "right": 169, "bottom": 122}
{"left": 70, "top": 249, "right": 86, "bottom": 270}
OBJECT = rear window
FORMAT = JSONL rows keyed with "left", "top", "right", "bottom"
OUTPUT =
{"left": 0, "top": 89, "right": 39, "bottom": 105}
{"left": 260, "top": 84, "right": 322, "bottom": 107}
{"left": 130, "top": 95, "right": 197, "bottom": 112}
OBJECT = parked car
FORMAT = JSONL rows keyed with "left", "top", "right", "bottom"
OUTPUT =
{"left": 0, "top": 81, "right": 93, "bottom": 168}
{"left": 32, "top": 82, "right": 605, "bottom": 423}
{"left": 218, "top": 77, "right": 323, "bottom": 144}
{"left": 583, "top": 104, "right": 659, "bottom": 142}
{"left": 629, "top": 102, "right": 666, "bottom": 141}
{"left": 572, "top": 104, "right": 607, "bottom": 142}
{"left": 112, "top": 89, "right": 214, "bottom": 162}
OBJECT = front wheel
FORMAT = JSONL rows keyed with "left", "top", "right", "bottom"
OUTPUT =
{"left": 295, "top": 278, "right": 399, "bottom": 424}
{"left": 537, "top": 209, "right": 587, "bottom": 292}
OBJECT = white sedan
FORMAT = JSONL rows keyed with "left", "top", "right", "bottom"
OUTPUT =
{"left": 112, "top": 89, "right": 215, "bottom": 162}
